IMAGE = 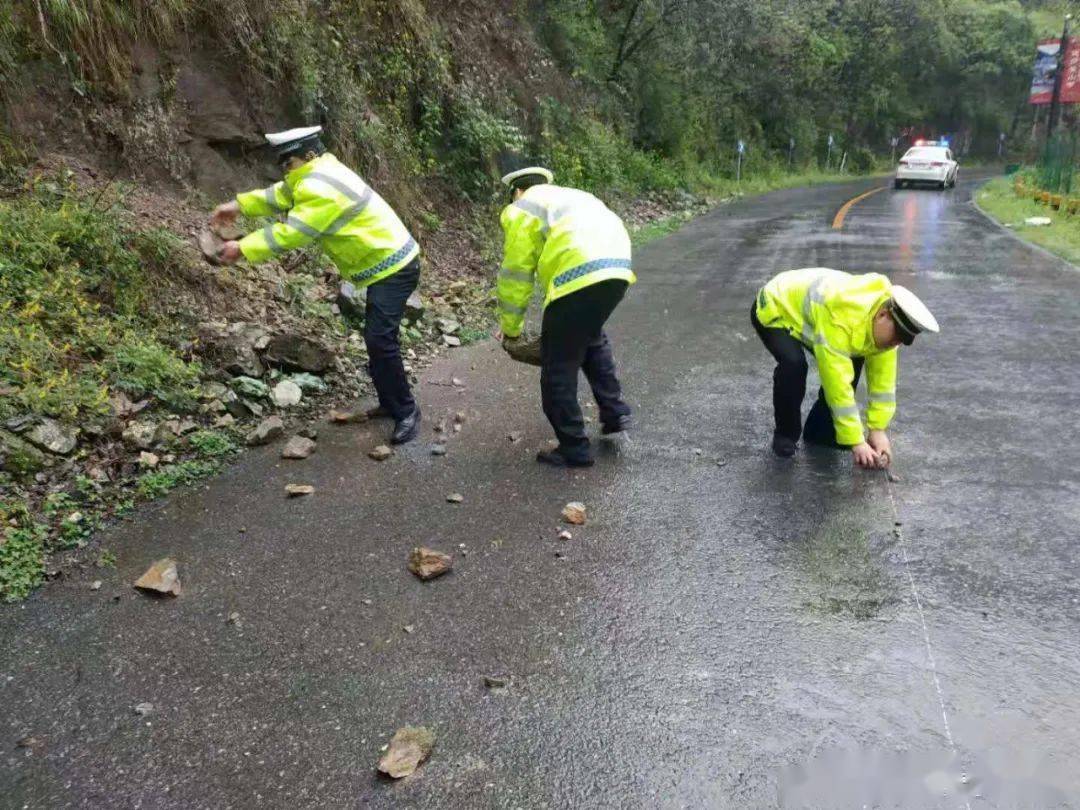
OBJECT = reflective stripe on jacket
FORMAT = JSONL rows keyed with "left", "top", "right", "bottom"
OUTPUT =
{"left": 236, "top": 153, "right": 419, "bottom": 288}
{"left": 755, "top": 267, "right": 898, "bottom": 445}
{"left": 497, "top": 184, "right": 635, "bottom": 338}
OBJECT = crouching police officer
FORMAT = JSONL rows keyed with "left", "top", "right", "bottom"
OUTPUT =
{"left": 751, "top": 267, "right": 939, "bottom": 467}
{"left": 209, "top": 126, "right": 422, "bottom": 444}
{"left": 497, "top": 159, "right": 635, "bottom": 467}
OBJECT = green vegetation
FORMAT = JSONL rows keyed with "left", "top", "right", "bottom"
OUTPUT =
{"left": 0, "top": 188, "right": 201, "bottom": 422}
{"left": 3, "top": 0, "right": 1043, "bottom": 211}
{"left": 0, "top": 513, "right": 46, "bottom": 602}
{"left": 976, "top": 176, "right": 1080, "bottom": 265}
{"left": 136, "top": 459, "right": 222, "bottom": 499}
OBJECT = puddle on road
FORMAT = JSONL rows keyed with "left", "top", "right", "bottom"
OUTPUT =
{"left": 797, "top": 512, "right": 899, "bottom": 620}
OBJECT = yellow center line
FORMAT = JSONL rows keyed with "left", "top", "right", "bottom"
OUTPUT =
{"left": 832, "top": 185, "right": 888, "bottom": 230}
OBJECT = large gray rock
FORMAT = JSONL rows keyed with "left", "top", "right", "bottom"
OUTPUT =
{"left": 281, "top": 435, "right": 316, "bottom": 459}
{"left": 247, "top": 416, "right": 284, "bottom": 446}
{"left": 337, "top": 282, "right": 367, "bottom": 321}
{"left": 198, "top": 323, "right": 266, "bottom": 378}
{"left": 0, "top": 429, "right": 49, "bottom": 476}
{"left": 25, "top": 418, "right": 78, "bottom": 455}
{"left": 435, "top": 317, "right": 460, "bottom": 336}
{"left": 270, "top": 380, "right": 303, "bottom": 408}
{"left": 122, "top": 421, "right": 157, "bottom": 450}
{"left": 404, "top": 292, "right": 425, "bottom": 322}
{"left": 262, "top": 334, "right": 335, "bottom": 374}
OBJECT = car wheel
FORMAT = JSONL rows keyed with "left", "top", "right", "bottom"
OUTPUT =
{"left": 939, "top": 180, "right": 947, "bottom": 190}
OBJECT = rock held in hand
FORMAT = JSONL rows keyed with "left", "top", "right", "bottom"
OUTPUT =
{"left": 281, "top": 435, "right": 316, "bottom": 459}
{"left": 408, "top": 547, "right": 453, "bottom": 580}
{"left": 369, "top": 445, "right": 393, "bottom": 461}
{"left": 133, "top": 558, "right": 181, "bottom": 596}
{"left": 378, "top": 726, "right": 435, "bottom": 778}
{"left": 561, "top": 502, "right": 587, "bottom": 525}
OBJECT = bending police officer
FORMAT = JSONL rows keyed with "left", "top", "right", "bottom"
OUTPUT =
{"left": 751, "top": 267, "right": 938, "bottom": 467}
{"left": 497, "top": 160, "right": 635, "bottom": 467}
{"left": 210, "top": 126, "right": 423, "bottom": 444}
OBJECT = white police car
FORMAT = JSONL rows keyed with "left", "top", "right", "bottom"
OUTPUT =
{"left": 894, "top": 140, "right": 958, "bottom": 190}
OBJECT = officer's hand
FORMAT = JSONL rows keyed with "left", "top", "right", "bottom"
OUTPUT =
{"left": 867, "top": 430, "right": 891, "bottom": 467}
{"left": 493, "top": 328, "right": 504, "bottom": 342}
{"left": 852, "top": 442, "right": 881, "bottom": 469}
{"left": 210, "top": 200, "right": 240, "bottom": 228}
{"left": 217, "top": 240, "right": 242, "bottom": 265}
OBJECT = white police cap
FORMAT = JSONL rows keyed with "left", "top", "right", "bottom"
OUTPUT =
{"left": 500, "top": 166, "right": 554, "bottom": 187}
{"left": 891, "top": 285, "right": 939, "bottom": 337}
{"left": 264, "top": 126, "right": 323, "bottom": 147}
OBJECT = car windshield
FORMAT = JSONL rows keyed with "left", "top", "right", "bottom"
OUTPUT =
{"left": 904, "top": 148, "right": 947, "bottom": 160}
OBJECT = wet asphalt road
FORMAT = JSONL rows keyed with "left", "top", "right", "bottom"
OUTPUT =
{"left": 3, "top": 176, "right": 1080, "bottom": 809}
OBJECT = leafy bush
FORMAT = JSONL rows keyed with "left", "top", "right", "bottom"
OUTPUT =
{"left": 136, "top": 459, "right": 221, "bottom": 499}
{"left": 0, "top": 498, "right": 47, "bottom": 603}
{"left": 187, "top": 430, "right": 239, "bottom": 458}
{"left": 0, "top": 192, "right": 201, "bottom": 420}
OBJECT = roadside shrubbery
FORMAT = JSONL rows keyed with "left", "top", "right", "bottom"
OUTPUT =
{"left": 0, "top": 189, "right": 201, "bottom": 422}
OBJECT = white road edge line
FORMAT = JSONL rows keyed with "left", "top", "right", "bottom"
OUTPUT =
{"left": 881, "top": 471, "right": 972, "bottom": 810}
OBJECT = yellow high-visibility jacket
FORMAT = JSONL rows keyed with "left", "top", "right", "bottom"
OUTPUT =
{"left": 236, "top": 153, "right": 418, "bottom": 287}
{"left": 755, "top": 268, "right": 898, "bottom": 446}
{"left": 497, "top": 184, "right": 635, "bottom": 338}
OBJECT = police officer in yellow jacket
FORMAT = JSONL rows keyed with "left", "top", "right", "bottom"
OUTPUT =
{"left": 751, "top": 268, "right": 939, "bottom": 467}
{"left": 497, "top": 160, "right": 635, "bottom": 467}
{"left": 210, "top": 126, "right": 422, "bottom": 444}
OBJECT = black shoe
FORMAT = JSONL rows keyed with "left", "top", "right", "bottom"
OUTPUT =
{"left": 536, "top": 449, "right": 594, "bottom": 468}
{"left": 391, "top": 407, "right": 421, "bottom": 444}
{"left": 771, "top": 435, "right": 797, "bottom": 458}
{"left": 601, "top": 415, "right": 632, "bottom": 435}
{"left": 366, "top": 404, "right": 391, "bottom": 419}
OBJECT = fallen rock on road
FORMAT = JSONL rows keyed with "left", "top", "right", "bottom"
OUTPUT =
{"left": 408, "top": 547, "right": 453, "bottom": 580}
{"left": 133, "top": 558, "right": 181, "bottom": 596}
{"left": 378, "top": 726, "right": 435, "bottom": 778}
{"left": 247, "top": 416, "right": 284, "bottom": 446}
{"left": 562, "top": 502, "right": 587, "bottom": 525}
{"left": 281, "top": 436, "right": 316, "bottom": 459}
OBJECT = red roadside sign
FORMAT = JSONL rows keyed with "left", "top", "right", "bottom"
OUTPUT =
{"left": 1030, "top": 37, "right": 1080, "bottom": 105}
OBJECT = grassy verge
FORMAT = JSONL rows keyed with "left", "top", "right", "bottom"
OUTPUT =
{"left": 975, "top": 176, "right": 1080, "bottom": 267}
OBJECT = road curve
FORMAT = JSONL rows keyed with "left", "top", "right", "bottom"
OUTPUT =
{"left": 3, "top": 176, "right": 1079, "bottom": 809}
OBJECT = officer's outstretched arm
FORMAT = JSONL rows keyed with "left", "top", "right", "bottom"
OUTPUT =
{"left": 497, "top": 206, "right": 544, "bottom": 338}
{"left": 236, "top": 182, "right": 293, "bottom": 218}
{"left": 814, "top": 344, "right": 864, "bottom": 446}
{"left": 865, "top": 350, "right": 898, "bottom": 432}
{"left": 237, "top": 187, "right": 335, "bottom": 264}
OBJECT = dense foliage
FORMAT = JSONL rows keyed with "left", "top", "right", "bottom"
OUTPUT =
{"left": 0, "top": 0, "right": 1049, "bottom": 202}
{"left": 540, "top": 0, "right": 1039, "bottom": 170}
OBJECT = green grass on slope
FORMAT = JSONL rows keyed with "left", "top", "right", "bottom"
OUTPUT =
{"left": 975, "top": 177, "right": 1080, "bottom": 267}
